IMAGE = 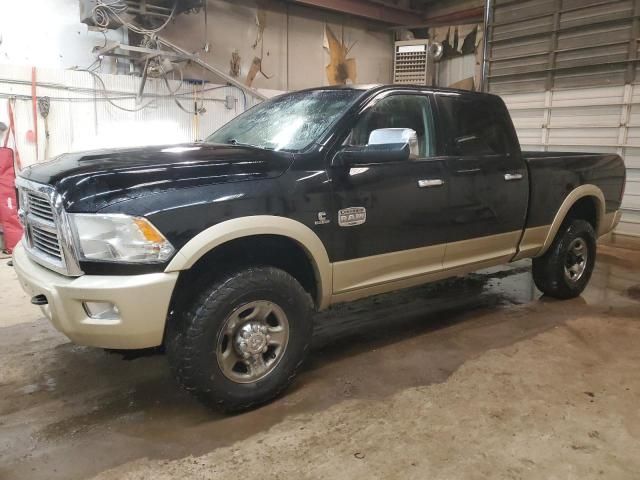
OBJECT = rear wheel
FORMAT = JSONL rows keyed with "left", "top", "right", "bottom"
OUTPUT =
{"left": 166, "top": 266, "right": 313, "bottom": 412}
{"left": 532, "top": 219, "right": 596, "bottom": 299}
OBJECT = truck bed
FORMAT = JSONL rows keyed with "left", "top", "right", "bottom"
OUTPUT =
{"left": 522, "top": 150, "right": 625, "bottom": 231}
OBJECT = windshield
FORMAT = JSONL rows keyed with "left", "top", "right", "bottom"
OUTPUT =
{"left": 206, "top": 89, "right": 363, "bottom": 151}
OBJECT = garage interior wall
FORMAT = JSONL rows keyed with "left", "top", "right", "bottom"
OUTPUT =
{"left": 0, "top": 1, "right": 393, "bottom": 91}
{"left": 0, "top": 0, "right": 395, "bottom": 168}
{"left": 438, "top": 53, "right": 476, "bottom": 88}
{"left": 486, "top": 0, "right": 640, "bottom": 237}
{"left": 0, "top": 66, "right": 280, "bottom": 168}
{"left": 160, "top": 0, "right": 394, "bottom": 91}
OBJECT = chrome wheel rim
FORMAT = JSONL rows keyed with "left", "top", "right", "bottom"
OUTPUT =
{"left": 564, "top": 238, "right": 588, "bottom": 283}
{"left": 216, "top": 300, "right": 290, "bottom": 384}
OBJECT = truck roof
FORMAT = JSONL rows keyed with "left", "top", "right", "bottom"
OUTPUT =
{"left": 297, "top": 84, "right": 498, "bottom": 99}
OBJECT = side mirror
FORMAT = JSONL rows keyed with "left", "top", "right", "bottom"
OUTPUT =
{"left": 335, "top": 143, "right": 410, "bottom": 166}
{"left": 333, "top": 128, "right": 418, "bottom": 166}
{"left": 368, "top": 128, "right": 419, "bottom": 158}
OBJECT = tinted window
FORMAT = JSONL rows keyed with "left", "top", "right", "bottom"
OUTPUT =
{"left": 437, "top": 94, "right": 512, "bottom": 156}
{"left": 346, "top": 94, "right": 435, "bottom": 157}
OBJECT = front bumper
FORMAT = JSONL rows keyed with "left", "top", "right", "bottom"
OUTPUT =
{"left": 13, "top": 243, "right": 178, "bottom": 349}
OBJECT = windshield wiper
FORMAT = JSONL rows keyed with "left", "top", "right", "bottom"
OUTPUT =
{"left": 228, "top": 138, "right": 258, "bottom": 148}
{"left": 226, "top": 139, "right": 274, "bottom": 150}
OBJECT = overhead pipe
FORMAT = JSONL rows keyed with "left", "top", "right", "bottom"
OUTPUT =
{"left": 480, "top": 0, "right": 493, "bottom": 92}
{"left": 387, "top": 6, "right": 485, "bottom": 32}
{"left": 156, "top": 35, "right": 267, "bottom": 101}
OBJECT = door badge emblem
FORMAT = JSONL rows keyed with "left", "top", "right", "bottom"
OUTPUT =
{"left": 315, "top": 211, "right": 330, "bottom": 225}
{"left": 338, "top": 207, "right": 366, "bottom": 227}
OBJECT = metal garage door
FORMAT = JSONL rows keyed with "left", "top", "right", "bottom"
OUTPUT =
{"left": 486, "top": 0, "right": 640, "bottom": 236}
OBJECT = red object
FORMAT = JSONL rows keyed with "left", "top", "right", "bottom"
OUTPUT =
{"left": 0, "top": 147, "right": 23, "bottom": 252}
{"left": 1, "top": 100, "right": 24, "bottom": 253}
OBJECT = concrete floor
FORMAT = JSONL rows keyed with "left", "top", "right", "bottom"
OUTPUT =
{"left": 1, "top": 243, "right": 640, "bottom": 480}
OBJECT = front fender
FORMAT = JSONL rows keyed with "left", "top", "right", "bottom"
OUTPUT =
{"left": 165, "top": 215, "right": 333, "bottom": 310}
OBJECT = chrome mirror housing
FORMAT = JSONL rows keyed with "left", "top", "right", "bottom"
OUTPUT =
{"left": 368, "top": 128, "right": 419, "bottom": 158}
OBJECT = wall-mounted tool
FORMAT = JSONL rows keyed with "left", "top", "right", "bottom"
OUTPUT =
{"left": 37, "top": 97, "right": 51, "bottom": 160}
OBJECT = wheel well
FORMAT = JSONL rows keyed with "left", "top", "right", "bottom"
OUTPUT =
{"left": 167, "top": 235, "right": 319, "bottom": 324}
{"left": 565, "top": 196, "right": 599, "bottom": 231}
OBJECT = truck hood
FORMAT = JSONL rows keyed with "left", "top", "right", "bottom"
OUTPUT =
{"left": 18, "top": 143, "right": 295, "bottom": 212}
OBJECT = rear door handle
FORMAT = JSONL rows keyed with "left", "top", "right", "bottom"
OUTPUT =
{"left": 418, "top": 179, "right": 445, "bottom": 188}
{"left": 504, "top": 173, "right": 523, "bottom": 181}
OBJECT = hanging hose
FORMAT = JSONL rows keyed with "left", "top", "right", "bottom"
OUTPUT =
{"left": 31, "top": 67, "right": 39, "bottom": 161}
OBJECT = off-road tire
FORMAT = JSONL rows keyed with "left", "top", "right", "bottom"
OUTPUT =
{"left": 532, "top": 219, "right": 596, "bottom": 299}
{"left": 166, "top": 266, "right": 313, "bottom": 412}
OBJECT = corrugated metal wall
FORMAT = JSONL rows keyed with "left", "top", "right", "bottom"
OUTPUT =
{"left": 437, "top": 53, "right": 476, "bottom": 88}
{"left": 0, "top": 66, "right": 272, "bottom": 168}
{"left": 487, "top": 0, "right": 640, "bottom": 236}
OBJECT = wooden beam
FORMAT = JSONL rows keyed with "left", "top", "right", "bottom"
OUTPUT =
{"left": 288, "top": 0, "right": 420, "bottom": 25}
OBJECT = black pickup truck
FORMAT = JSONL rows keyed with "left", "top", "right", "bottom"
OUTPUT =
{"left": 13, "top": 85, "right": 625, "bottom": 411}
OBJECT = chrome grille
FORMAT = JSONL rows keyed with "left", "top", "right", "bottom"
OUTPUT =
{"left": 26, "top": 192, "right": 55, "bottom": 222}
{"left": 15, "top": 177, "right": 83, "bottom": 277}
{"left": 30, "top": 225, "right": 62, "bottom": 260}
{"left": 21, "top": 189, "right": 62, "bottom": 262}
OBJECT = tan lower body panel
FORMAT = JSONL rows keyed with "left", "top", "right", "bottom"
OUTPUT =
{"left": 331, "top": 256, "right": 518, "bottom": 305}
{"left": 511, "top": 225, "right": 549, "bottom": 261}
{"left": 442, "top": 230, "right": 521, "bottom": 270}
{"left": 331, "top": 230, "right": 521, "bottom": 305}
{"left": 512, "top": 211, "right": 621, "bottom": 262}
{"left": 332, "top": 243, "right": 446, "bottom": 294}
{"left": 599, "top": 211, "right": 621, "bottom": 237}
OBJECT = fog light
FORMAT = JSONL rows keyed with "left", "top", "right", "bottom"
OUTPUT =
{"left": 83, "top": 301, "right": 120, "bottom": 320}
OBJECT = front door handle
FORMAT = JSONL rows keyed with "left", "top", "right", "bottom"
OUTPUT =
{"left": 418, "top": 179, "right": 445, "bottom": 188}
{"left": 504, "top": 173, "right": 523, "bottom": 181}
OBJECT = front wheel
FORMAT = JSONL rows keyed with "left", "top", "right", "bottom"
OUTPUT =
{"left": 532, "top": 219, "right": 596, "bottom": 299}
{"left": 166, "top": 266, "right": 313, "bottom": 412}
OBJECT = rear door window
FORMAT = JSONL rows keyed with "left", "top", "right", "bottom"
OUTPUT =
{"left": 436, "top": 94, "right": 513, "bottom": 156}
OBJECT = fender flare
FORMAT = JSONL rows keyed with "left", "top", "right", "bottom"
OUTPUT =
{"left": 165, "top": 215, "right": 333, "bottom": 310}
{"left": 538, "top": 184, "right": 605, "bottom": 256}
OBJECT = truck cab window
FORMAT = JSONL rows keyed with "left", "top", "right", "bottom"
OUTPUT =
{"left": 437, "top": 95, "right": 511, "bottom": 156}
{"left": 346, "top": 94, "right": 434, "bottom": 157}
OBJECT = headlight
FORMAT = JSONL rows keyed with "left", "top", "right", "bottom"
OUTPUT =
{"left": 69, "top": 213, "right": 175, "bottom": 263}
